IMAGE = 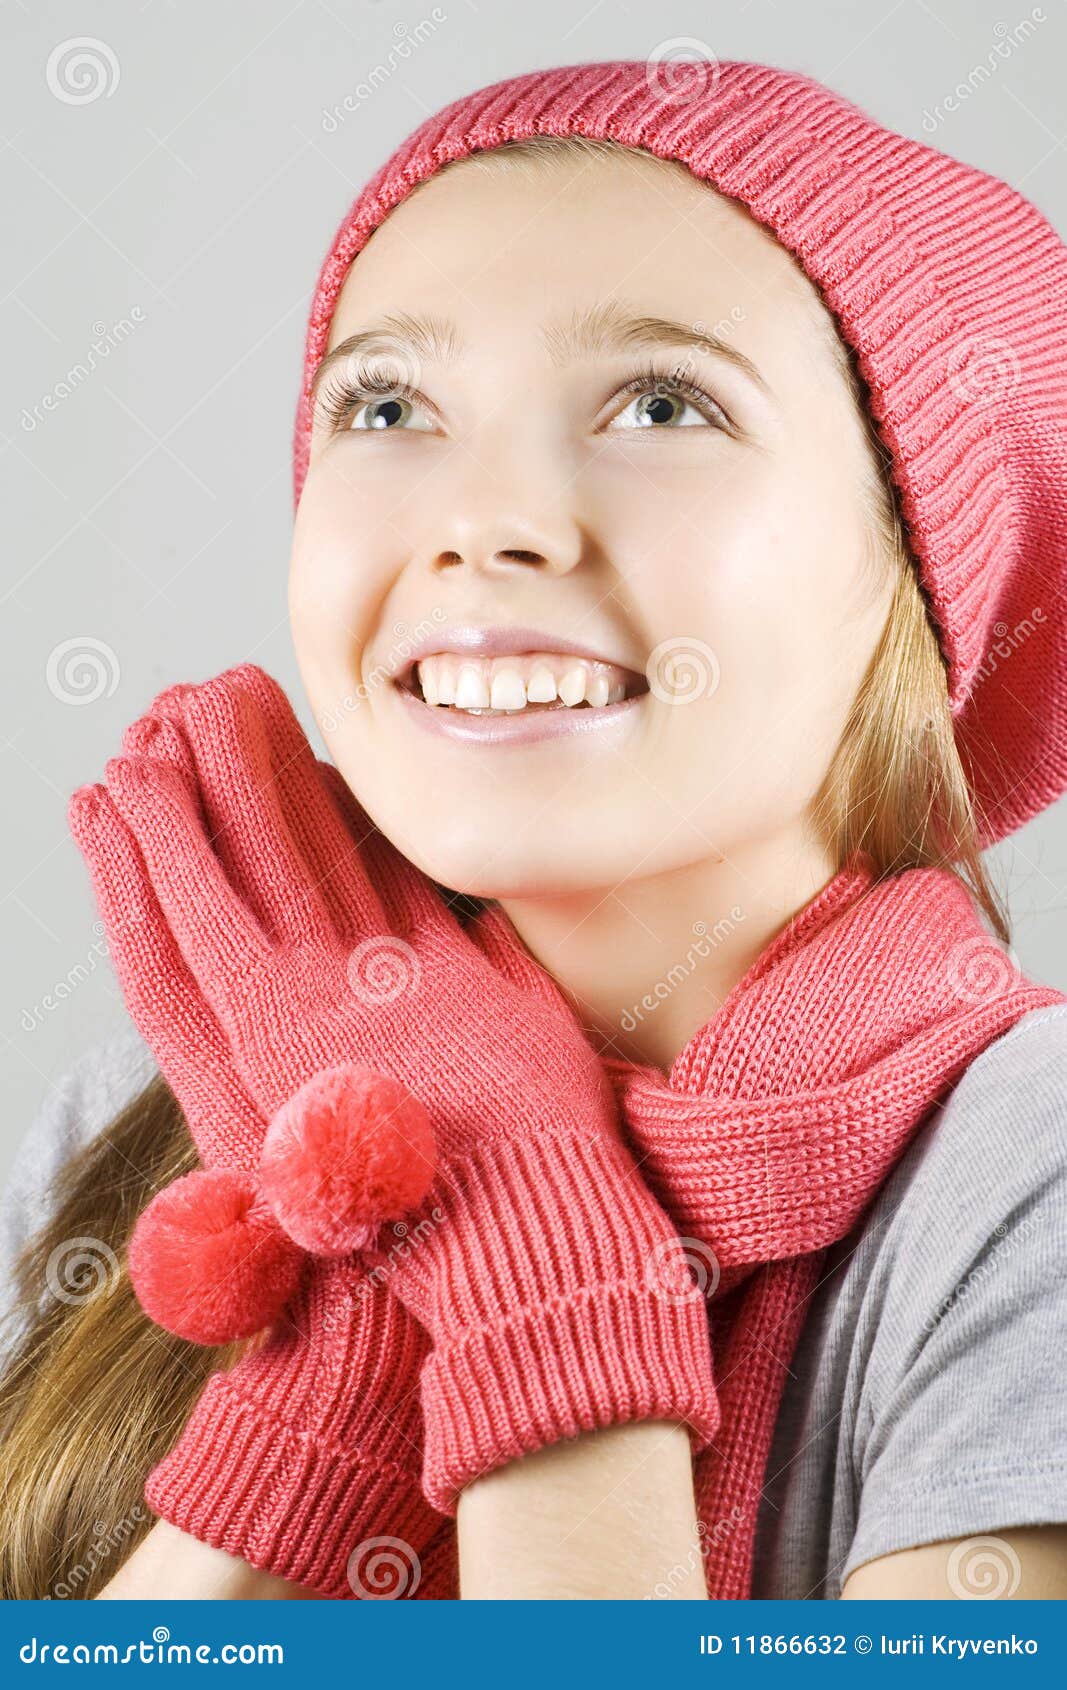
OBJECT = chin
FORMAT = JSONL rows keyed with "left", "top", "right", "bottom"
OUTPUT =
{"left": 413, "top": 833, "right": 636, "bottom": 904}
{"left": 410, "top": 838, "right": 563, "bottom": 903}
{"left": 365, "top": 810, "right": 554, "bottom": 901}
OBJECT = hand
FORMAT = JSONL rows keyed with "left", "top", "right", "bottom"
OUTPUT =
{"left": 86, "top": 664, "right": 721, "bottom": 1515}
{"left": 69, "top": 675, "right": 444, "bottom": 1598}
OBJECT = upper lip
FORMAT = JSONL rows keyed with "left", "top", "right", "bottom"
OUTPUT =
{"left": 390, "top": 624, "right": 648, "bottom": 687}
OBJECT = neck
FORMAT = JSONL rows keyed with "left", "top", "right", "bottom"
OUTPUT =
{"left": 497, "top": 833, "right": 839, "bottom": 1073}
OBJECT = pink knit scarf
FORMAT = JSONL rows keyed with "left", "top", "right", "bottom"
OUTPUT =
{"left": 582, "top": 853, "right": 1064, "bottom": 1598}
{"left": 414, "top": 855, "right": 1063, "bottom": 1599}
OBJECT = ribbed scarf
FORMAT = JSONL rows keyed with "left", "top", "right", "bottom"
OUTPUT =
{"left": 410, "top": 854, "right": 1062, "bottom": 1600}
{"left": 596, "top": 853, "right": 1064, "bottom": 1597}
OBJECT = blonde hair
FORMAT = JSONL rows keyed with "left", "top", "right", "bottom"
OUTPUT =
{"left": 0, "top": 132, "right": 1007, "bottom": 1600}
{"left": 0, "top": 1079, "right": 239, "bottom": 1598}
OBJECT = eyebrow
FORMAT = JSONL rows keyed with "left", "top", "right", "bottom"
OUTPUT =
{"left": 309, "top": 300, "right": 772, "bottom": 401}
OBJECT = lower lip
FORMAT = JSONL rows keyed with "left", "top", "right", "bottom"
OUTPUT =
{"left": 393, "top": 683, "right": 647, "bottom": 745}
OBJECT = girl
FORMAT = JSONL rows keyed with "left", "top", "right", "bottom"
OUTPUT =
{"left": 3, "top": 59, "right": 1067, "bottom": 1603}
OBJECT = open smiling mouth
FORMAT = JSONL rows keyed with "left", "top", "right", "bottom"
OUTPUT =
{"left": 392, "top": 649, "right": 650, "bottom": 743}
{"left": 398, "top": 651, "right": 647, "bottom": 712}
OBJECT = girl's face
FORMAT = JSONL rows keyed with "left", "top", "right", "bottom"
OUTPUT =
{"left": 290, "top": 148, "right": 893, "bottom": 899}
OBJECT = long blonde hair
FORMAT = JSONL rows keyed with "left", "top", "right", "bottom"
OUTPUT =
{"left": 0, "top": 133, "right": 1007, "bottom": 1600}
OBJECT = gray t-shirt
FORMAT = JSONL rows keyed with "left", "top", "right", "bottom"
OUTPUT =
{"left": 3, "top": 1004, "right": 1067, "bottom": 1600}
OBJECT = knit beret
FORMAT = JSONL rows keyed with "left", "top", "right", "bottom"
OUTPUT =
{"left": 292, "top": 60, "right": 1067, "bottom": 848}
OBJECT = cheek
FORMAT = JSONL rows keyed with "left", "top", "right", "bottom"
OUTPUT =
{"left": 605, "top": 459, "right": 857, "bottom": 815}
{"left": 598, "top": 448, "right": 802, "bottom": 697}
{"left": 288, "top": 486, "right": 398, "bottom": 687}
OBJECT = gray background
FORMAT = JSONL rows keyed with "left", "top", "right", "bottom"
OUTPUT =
{"left": 3, "top": 0, "right": 1065, "bottom": 1183}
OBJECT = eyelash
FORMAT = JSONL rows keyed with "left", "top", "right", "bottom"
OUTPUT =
{"left": 315, "top": 357, "right": 735, "bottom": 434}
{"left": 611, "top": 361, "right": 734, "bottom": 432}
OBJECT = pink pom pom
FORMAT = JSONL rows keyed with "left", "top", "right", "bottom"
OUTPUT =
{"left": 128, "top": 1168, "right": 304, "bottom": 1345}
{"left": 260, "top": 1064, "right": 436, "bottom": 1256}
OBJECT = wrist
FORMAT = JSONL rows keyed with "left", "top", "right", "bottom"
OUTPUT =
{"left": 97, "top": 1519, "right": 318, "bottom": 1600}
{"left": 420, "top": 1275, "right": 720, "bottom": 1514}
{"left": 389, "top": 1126, "right": 721, "bottom": 1514}
{"left": 146, "top": 1369, "right": 441, "bottom": 1598}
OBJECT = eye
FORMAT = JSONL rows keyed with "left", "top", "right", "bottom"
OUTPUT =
{"left": 604, "top": 363, "right": 733, "bottom": 433}
{"left": 314, "top": 356, "right": 734, "bottom": 436}
{"left": 315, "top": 363, "right": 437, "bottom": 435}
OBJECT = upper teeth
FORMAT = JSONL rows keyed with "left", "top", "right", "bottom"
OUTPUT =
{"left": 413, "top": 653, "right": 630, "bottom": 712}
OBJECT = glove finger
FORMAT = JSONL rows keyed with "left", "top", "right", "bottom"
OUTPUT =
{"left": 318, "top": 758, "right": 455, "bottom": 938}
{"left": 227, "top": 664, "right": 391, "bottom": 938}
{"left": 68, "top": 782, "right": 263, "bottom": 1160}
{"left": 469, "top": 902, "right": 582, "bottom": 1015}
{"left": 104, "top": 748, "right": 272, "bottom": 1004}
{"left": 167, "top": 672, "right": 335, "bottom": 948}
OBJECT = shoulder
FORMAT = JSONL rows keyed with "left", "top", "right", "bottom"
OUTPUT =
{"left": 856, "top": 1000, "right": 1067, "bottom": 1364}
{"left": 874, "top": 1000, "right": 1067, "bottom": 1272}
{"left": 838, "top": 1003, "right": 1067, "bottom": 1583}
{"left": 0, "top": 1022, "right": 158, "bottom": 1287}
{"left": 929, "top": 997, "right": 1067, "bottom": 1150}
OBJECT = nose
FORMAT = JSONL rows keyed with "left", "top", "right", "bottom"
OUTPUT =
{"left": 436, "top": 540, "right": 562, "bottom": 573}
{"left": 431, "top": 521, "right": 583, "bottom": 579}
{"left": 425, "top": 459, "right": 585, "bottom": 580}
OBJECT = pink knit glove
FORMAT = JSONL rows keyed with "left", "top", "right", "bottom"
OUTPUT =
{"left": 84, "top": 664, "right": 720, "bottom": 1517}
{"left": 396, "top": 897, "right": 724, "bottom": 1513}
{"left": 69, "top": 692, "right": 443, "bottom": 1599}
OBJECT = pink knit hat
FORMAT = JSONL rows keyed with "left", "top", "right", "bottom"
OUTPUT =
{"left": 292, "top": 59, "right": 1067, "bottom": 849}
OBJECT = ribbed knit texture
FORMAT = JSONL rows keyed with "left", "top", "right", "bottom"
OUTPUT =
{"left": 69, "top": 669, "right": 454, "bottom": 1597}
{"left": 70, "top": 664, "right": 721, "bottom": 1590}
{"left": 144, "top": 1263, "right": 440, "bottom": 1598}
{"left": 70, "top": 663, "right": 1066, "bottom": 1598}
{"left": 405, "top": 862, "right": 1065, "bottom": 1598}
{"left": 292, "top": 60, "right": 1067, "bottom": 848}
{"left": 364, "top": 1126, "right": 723, "bottom": 1515}
{"left": 600, "top": 859, "right": 1065, "bottom": 1597}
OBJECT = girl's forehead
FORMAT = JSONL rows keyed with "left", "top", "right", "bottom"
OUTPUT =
{"left": 323, "top": 184, "right": 834, "bottom": 425}
{"left": 328, "top": 154, "right": 817, "bottom": 358}
{"left": 347, "top": 146, "right": 785, "bottom": 277}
